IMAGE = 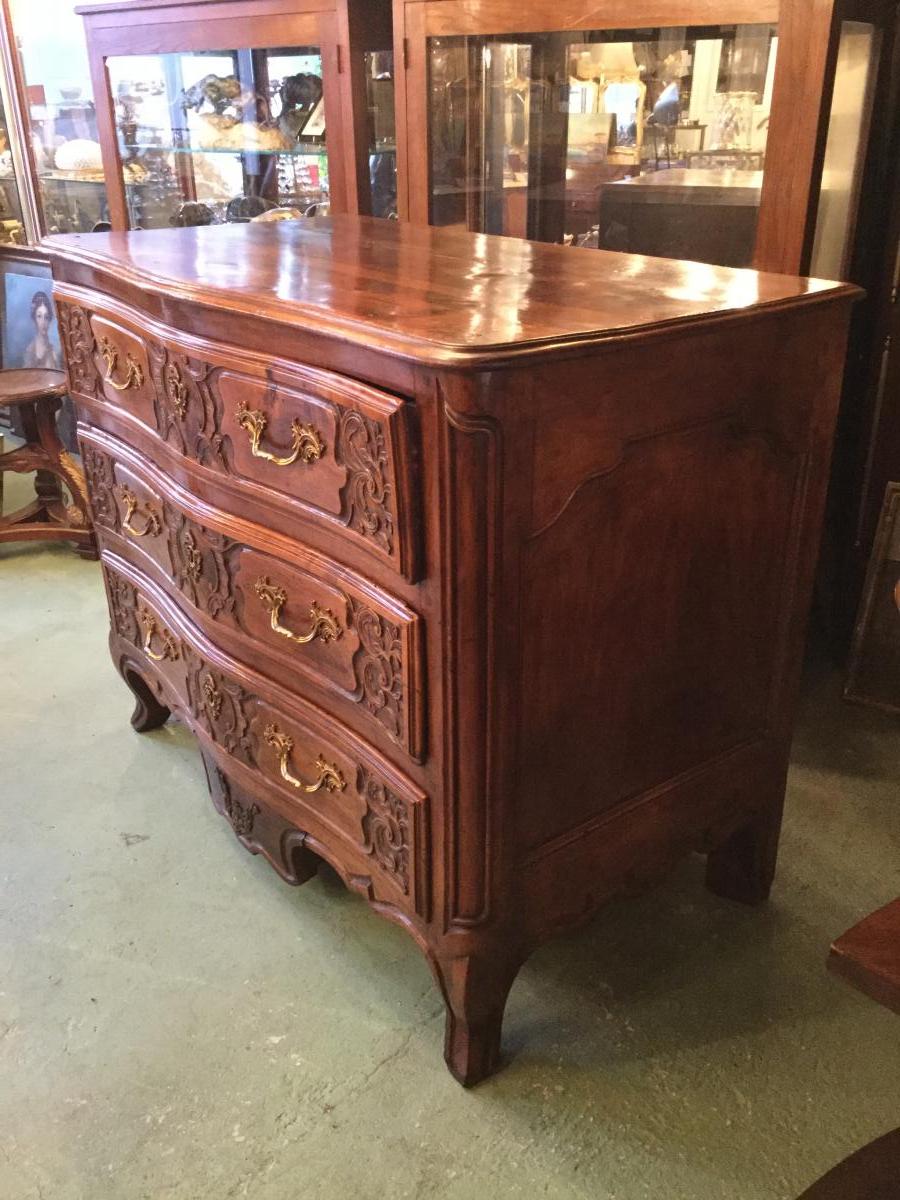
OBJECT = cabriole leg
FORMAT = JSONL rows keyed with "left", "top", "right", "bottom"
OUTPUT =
{"left": 121, "top": 659, "right": 170, "bottom": 733}
{"left": 434, "top": 951, "right": 522, "bottom": 1086}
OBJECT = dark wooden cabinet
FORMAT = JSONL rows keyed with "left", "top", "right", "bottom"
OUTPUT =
{"left": 49, "top": 217, "right": 857, "bottom": 1084}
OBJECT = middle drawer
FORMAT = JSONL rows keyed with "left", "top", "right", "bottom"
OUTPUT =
{"left": 82, "top": 430, "right": 424, "bottom": 761}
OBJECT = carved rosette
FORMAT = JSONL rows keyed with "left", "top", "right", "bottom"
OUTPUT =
{"left": 57, "top": 303, "right": 101, "bottom": 397}
{"left": 359, "top": 767, "right": 410, "bottom": 895}
{"left": 337, "top": 409, "right": 395, "bottom": 556}
{"left": 81, "top": 445, "right": 119, "bottom": 532}
{"left": 351, "top": 604, "right": 404, "bottom": 742}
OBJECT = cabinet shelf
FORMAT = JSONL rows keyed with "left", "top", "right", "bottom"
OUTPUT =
{"left": 122, "top": 141, "right": 327, "bottom": 157}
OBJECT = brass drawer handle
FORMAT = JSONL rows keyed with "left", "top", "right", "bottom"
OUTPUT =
{"left": 138, "top": 605, "right": 179, "bottom": 663}
{"left": 117, "top": 485, "right": 162, "bottom": 539}
{"left": 98, "top": 336, "right": 144, "bottom": 392}
{"left": 263, "top": 724, "right": 345, "bottom": 794}
{"left": 254, "top": 576, "right": 342, "bottom": 646}
{"left": 236, "top": 400, "right": 324, "bottom": 467}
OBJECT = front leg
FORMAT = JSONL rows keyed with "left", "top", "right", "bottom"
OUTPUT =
{"left": 433, "top": 950, "right": 523, "bottom": 1086}
{"left": 121, "top": 659, "right": 171, "bottom": 732}
{"left": 705, "top": 796, "right": 785, "bottom": 906}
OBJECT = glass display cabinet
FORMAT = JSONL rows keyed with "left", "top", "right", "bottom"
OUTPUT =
{"left": 393, "top": 0, "right": 894, "bottom": 276}
{"left": 0, "top": 86, "right": 25, "bottom": 244}
{"left": 2, "top": 0, "right": 115, "bottom": 235}
{"left": 77, "top": 0, "right": 395, "bottom": 231}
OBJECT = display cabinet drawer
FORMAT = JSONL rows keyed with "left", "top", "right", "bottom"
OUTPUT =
{"left": 58, "top": 295, "right": 419, "bottom": 579}
{"left": 101, "top": 557, "right": 429, "bottom": 917}
{"left": 81, "top": 434, "right": 424, "bottom": 759}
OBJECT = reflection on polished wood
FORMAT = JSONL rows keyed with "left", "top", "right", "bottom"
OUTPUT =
{"left": 51, "top": 219, "right": 858, "bottom": 1085}
{"left": 49, "top": 216, "right": 846, "bottom": 369}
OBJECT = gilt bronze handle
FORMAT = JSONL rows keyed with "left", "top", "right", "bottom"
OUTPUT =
{"left": 138, "top": 605, "right": 179, "bottom": 663}
{"left": 118, "top": 485, "right": 162, "bottom": 539}
{"left": 254, "top": 576, "right": 341, "bottom": 646}
{"left": 236, "top": 400, "right": 324, "bottom": 467}
{"left": 263, "top": 724, "right": 345, "bottom": 794}
{"left": 98, "top": 336, "right": 144, "bottom": 392}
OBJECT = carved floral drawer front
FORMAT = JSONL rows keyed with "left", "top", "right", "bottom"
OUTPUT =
{"left": 86, "top": 452, "right": 172, "bottom": 578}
{"left": 101, "top": 558, "right": 428, "bottom": 916}
{"left": 58, "top": 297, "right": 417, "bottom": 579}
{"left": 231, "top": 687, "right": 427, "bottom": 915}
{"left": 217, "top": 372, "right": 339, "bottom": 510}
{"left": 81, "top": 439, "right": 423, "bottom": 759}
{"left": 88, "top": 313, "right": 158, "bottom": 426}
{"left": 103, "top": 567, "right": 188, "bottom": 704}
{"left": 234, "top": 548, "right": 421, "bottom": 758}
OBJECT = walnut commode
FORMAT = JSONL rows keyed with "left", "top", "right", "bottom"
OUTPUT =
{"left": 50, "top": 217, "right": 858, "bottom": 1084}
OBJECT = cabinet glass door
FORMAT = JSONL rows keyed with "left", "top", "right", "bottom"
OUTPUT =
{"left": 366, "top": 49, "right": 396, "bottom": 218}
{"left": 106, "top": 47, "right": 330, "bottom": 228}
{"left": 428, "top": 24, "right": 777, "bottom": 267}
{"left": 0, "top": 93, "right": 26, "bottom": 244}
{"left": 810, "top": 21, "right": 879, "bottom": 281}
{"left": 9, "top": 0, "right": 112, "bottom": 233}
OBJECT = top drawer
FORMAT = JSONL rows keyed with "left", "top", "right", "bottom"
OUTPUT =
{"left": 55, "top": 294, "right": 419, "bottom": 580}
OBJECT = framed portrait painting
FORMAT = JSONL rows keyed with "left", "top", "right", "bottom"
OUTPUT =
{"left": 1, "top": 268, "right": 63, "bottom": 371}
{"left": 0, "top": 251, "right": 75, "bottom": 449}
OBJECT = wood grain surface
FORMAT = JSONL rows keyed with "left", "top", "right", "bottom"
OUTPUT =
{"left": 46, "top": 218, "right": 856, "bottom": 369}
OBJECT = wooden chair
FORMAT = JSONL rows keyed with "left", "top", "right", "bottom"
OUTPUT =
{"left": 0, "top": 368, "right": 97, "bottom": 559}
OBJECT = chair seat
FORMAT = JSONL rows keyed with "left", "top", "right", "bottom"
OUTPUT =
{"left": 0, "top": 368, "right": 68, "bottom": 407}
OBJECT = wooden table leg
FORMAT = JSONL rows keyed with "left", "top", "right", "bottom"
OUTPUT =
{"left": 0, "top": 393, "right": 97, "bottom": 559}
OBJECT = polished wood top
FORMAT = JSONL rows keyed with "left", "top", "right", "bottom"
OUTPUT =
{"left": 0, "top": 368, "right": 68, "bottom": 405}
{"left": 47, "top": 217, "right": 857, "bottom": 369}
{"left": 829, "top": 897, "right": 900, "bottom": 1016}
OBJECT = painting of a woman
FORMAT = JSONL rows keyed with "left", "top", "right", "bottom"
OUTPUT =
{"left": 22, "top": 290, "right": 61, "bottom": 370}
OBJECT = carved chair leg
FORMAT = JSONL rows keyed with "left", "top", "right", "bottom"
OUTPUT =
{"left": 435, "top": 951, "right": 523, "bottom": 1086}
{"left": 121, "top": 660, "right": 171, "bottom": 732}
{"left": 705, "top": 797, "right": 784, "bottom": 906}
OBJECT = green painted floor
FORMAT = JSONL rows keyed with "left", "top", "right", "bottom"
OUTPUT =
{"left": 2, "top": 473, "right": 899, "bottom": 1200}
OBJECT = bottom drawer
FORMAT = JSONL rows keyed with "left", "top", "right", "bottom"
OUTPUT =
{"left": 102, "top": 556, "right": 430, "bottom": 918}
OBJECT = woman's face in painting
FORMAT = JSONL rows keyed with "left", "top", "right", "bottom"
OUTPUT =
{"left": 34, "top": 301, "right": 51, "bottom": 334}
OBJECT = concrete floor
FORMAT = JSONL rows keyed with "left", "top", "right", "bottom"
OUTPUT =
{"left": 1, "top": 474, "right": 900, "bottom": 1200}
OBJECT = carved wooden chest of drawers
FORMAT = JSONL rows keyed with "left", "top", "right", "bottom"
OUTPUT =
{"left": 49, "top": 218, "right": 858, "bottom": 1084}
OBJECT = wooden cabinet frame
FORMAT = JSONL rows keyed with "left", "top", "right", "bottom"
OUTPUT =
{"left": 78, "top": 0, "right": 393, "bottom": 230}
{"left": 392, "top": 0, "right": 894, "bottom": 275}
